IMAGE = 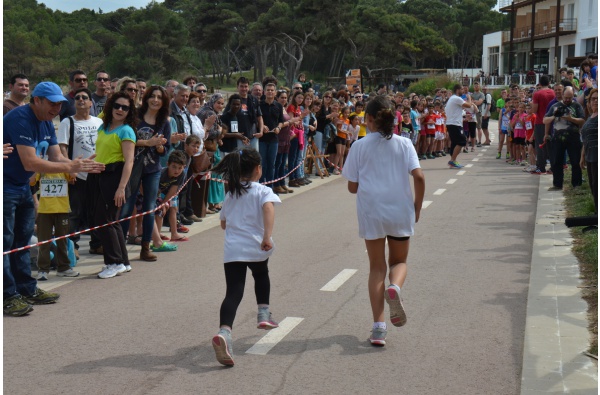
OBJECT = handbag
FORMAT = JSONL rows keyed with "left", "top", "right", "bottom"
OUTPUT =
{"left": 192, "top": 149, "right": 212, "bottom": 174}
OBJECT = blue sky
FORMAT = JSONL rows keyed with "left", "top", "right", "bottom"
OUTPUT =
{"left": 39, "top": 0, "right": 162, "bottom": 13}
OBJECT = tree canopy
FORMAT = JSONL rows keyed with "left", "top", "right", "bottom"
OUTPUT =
{"left": 3, "top": 0, "right": 506, "bottom": 86}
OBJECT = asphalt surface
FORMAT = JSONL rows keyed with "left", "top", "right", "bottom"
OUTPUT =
{"left": 4, "top": 137, "right": 540, "bottom": 394}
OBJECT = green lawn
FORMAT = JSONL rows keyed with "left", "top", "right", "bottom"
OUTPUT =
{"left": 563, "top": 169, "right": 598, "bottom": 356}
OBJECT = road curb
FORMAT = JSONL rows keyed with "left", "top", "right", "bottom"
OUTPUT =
{"left": 520, "top": 173, "right": 598, "bottom": 394}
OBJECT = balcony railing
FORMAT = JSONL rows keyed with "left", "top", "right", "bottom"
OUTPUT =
{"left": 501, "top": 19, "right": 577, "bottom": 43}
{"left": 499, "top": 0, "right": 530, "bottom": 10}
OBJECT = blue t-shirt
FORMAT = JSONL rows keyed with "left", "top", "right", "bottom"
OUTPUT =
{"left": 3, "top": 105, "right": 58, "bottom": 193}
{"left": 410, "top": 109, "right": 420, "bottom": 131}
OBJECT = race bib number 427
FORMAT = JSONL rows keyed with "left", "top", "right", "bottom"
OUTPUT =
{"left": 40, "top": 178, "right": 67, "bottom": 197}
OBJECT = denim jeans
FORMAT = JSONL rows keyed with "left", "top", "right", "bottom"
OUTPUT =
{"left": 4, "top": 190, "right": 37, "bottom": 299}
{"left": 288, "top": 138, "right": 300, "bottom": 181}
{"left": 259, "top": 141, "right": 279, "bottom": 187}
{"left": 274, "top": 152, "right": 289, "bottom": 187}
{"left": 313, "top": 132, "right": 325, "bottom": 171}
{"left": 551, "top": 131, "right": 582, "bottom": 188}
{"left": 296, "top": 132, "right": 309, "bottom": 178}
{"left": 120, "top": 170, "right": 161, "bottom": 242}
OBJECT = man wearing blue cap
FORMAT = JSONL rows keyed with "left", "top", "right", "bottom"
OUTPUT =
{"left": 3, "top": 81, "right": 105, "bottom": 316}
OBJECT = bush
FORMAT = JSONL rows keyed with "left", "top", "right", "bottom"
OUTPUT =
{"left": 406, "top": 75, "right": 455, "bottom": 96}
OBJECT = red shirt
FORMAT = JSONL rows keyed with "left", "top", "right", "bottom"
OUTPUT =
{"left": 525, "top": 114, "right": 536, "bottom": 140}
{"left": 533, "top": 88, "right": 555, "bottom": 125}
{"left": 424, "top": 114, "right": 437, "bottom": 134}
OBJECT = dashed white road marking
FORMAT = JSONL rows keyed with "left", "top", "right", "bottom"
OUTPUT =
{"left": 457, "top": 170, "right": 466, "bottom": 175}
{"left": 446, "top": 179, "right": 457, "bottom": 184}
{"left": 422, "top": 200, "right": 433, "bottom": 209}
{"left": 433, "top": 189, "right": 446, "bottom": 196}
{"left": 477, "top": 153, "right": 483, "bottom": 157}
{"left": 481, "top": 149, "right": 488, "bottom": 152}
{"left": 320, "top": 269, "right": 358, "bottom": 292}
{"left": 472, "top": 158, "right": 479, "bottom": 162}
{"left": 465, "top": 164, "right": 474, "bottom": 168}
{"left": 246, "top": 317, "right": 304, "bottom": 355}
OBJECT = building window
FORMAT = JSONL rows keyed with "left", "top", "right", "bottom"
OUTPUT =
{"left": 489, "top": 46, "right": 500, "bottom": 75}
{"left": 567, "top": 44, "right": 575, "bottom": 58}
{"left": 585, "top": 38, "right": 598, "bottom": 55}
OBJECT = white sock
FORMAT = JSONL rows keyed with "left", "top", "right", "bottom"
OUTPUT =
{"left": 373, "top": 322, "right": 387, "bottom": 330}
{"left": 389, "top": 283, "right": 401, "bottom": 292}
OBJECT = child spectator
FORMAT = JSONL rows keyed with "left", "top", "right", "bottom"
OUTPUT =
{"left": 155, "top": 150, "right": 188, "bottom": 242}
{"left": 30, "top": 171, "right": 79, "bottom": 280}
{"left": 210, "top": 148, "right": 282, "bottom": 366}
{"left": 524, "top": 103, "right": 537, "bottom": 171}
{"left": 510, "top": 102, "right": 527, "bottom": 165}
{"left": 347, "top": 114, "right": 360, "bottom": 145}
{"left": 400, "top": 109, "right": 414, "bottom": 141}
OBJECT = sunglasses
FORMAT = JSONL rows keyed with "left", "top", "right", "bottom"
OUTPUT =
{"left": 113, "top": 103, "right": 131, "bottom": 112}
{"left": 74, "top": 95, "right": 89, "bottom": 101}
{"left": 293, "top": 87, "right": 302, "bottom": 90}
{"left": 126, "top": 87, "right": 139, "bottom": 93}
{"left": 96, "top": 77, "right": 109, "bottom": 82}
{"left": 74, "top": 78, "right": 88, "bottom": 83}
{"left": 323, "top": 96, "right": 332, "bottom": 99}
{"left": 196, "top": 89, "right": 207, "bottom": 93}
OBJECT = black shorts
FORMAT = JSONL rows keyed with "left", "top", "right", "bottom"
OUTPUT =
{"left": 334, "top": 136, "right": 346, "bottom": 145}
{"left": 387, "top": 235, "right": 410, "bottom": 241}
{"left": 513, "top": 137, "right": 526, "bottom": 146}
{"left": 447, "top": 125, "right": 467, "bottom": 147}
{"left": 481, "top": 117, "right": 490, "bottom": 129}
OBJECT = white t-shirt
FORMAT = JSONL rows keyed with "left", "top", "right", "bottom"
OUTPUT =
{"left": 220, "top": 182, "right": 282, "bottom": 263}
{"left": 445, "top": 95, "right": 466, "bottom": 126}
{"left": 185, "top": 114, "right": 205, "bottom": 155}
{"left": 342, "top": 132, "right": 420, "bottom": 240}
{"left": 57, "top": 116, "right": 103, "bottom": 180}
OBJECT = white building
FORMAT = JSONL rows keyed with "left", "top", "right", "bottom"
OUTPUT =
{"left": 483, "top": 0, "right": 597, "bottom": 78}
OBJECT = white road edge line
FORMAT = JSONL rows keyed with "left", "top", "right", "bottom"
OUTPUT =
{"left": 433, "top": 189, "right": 446, "bottom": 195}
{"left": 456, "top": 170, "right": 466, "bottom": 175}
{"left": 422, "top": 200, "right": 433, "bottom": 209}
{"left": 320, "top": 269, "right": 358, "bottom": 292}
{"left": 446, "top": 179, "right": 457, "bottom": 184}
{"left": 465, "top": 164, "right": 474, "bottom": 168}
{"left": 246, "top": 317, "right": 304, "bottom": 355}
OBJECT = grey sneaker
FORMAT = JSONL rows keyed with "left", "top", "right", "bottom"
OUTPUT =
{"left": 385, "top": 285, "right": 407, "bottom": 327}
{"left": 57, "top": 268, "right": 80, "bottom": 277}
{"left": 257, "top": 309, "right": 279, "bottom": 330}
{"left": 124, "top": 264, "right": 132, "bottom": 272}
{"left": 369, "top": 327, "right": 387, "bottom": 346}
{"left": 3, "top": 295, "right": 34, "bottom": 316}
{"left": 36, "top": 271, "right": 48, "bottom": 281}
{"left": 212, "top": 329, "right": 234, "bottom": 366}
{"left": 98, "top": 265, "right": 118, "bottom": 279}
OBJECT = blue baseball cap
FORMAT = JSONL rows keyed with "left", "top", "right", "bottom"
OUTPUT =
{"left": 31, "top": 82, "right": 67, "bottom": 103}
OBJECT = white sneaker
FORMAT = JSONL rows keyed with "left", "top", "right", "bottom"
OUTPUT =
{"left": 98, "top": 265, "right": 118, "bottom": 279}
{"left": 57, "top": 268, "right": 80, "bottom": 277}
{"left": 124, "top": 264, "right": 132, "bottom": 272}
{"left": 37, "top": 271, "right": 48, "bottom": 281}
{"left": 114, "top": 264, "right": 127, "bottom": 274}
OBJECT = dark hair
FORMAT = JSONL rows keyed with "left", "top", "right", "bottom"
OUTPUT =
{"left": 185, "top": 134, "right": 201, "bottom": 146}
{"left": 228, "top": 93, "right": 242, "bottom": 106}
{"left": 167, "top": 150, "right": 187, "bottom": 166}
{"left": 365, "top": 96, "right": 395, "bottom": 140}
{"left": 237, "top": 76, "right": 250, "bottom": 86}
{"left": 348, "top": 114, "right": 357, "bottom": 122}
{"left": 410, "top": 99, "right": 419, "bottom": 109}
{"left": 9, "top": 73, "right": 27, "bottom": 85}
{"left": 183, "top": 76, "right": 198, "bottom": 86}
{"left": 453, "top": 84, "right": 462, "bottom": 94}
{"left": 211, "top": 147, "right": 262, "bottom": 198}
{"left": 539, "top": 75, "right": 550, "bottom": 86}
{"left": 74, "top": 87, "right": 92, "bottom": 98}
{"left": 135, "top": 77, "right": 146, "bottom": 82}
{"left": 139, "top": 86, "right": 170, "bottom": 128}
{"left": 262, "top": 75, "right": 278, "bottom": 88}
{"left": 289, "top": 90, "right": 304, "bottom": 111}
{"left": 355, "top": 101, "right": 364, "bottom": 108}
{"left": 102, "top": 92, "right": 137, "bottom": 129}
{"left": 69, "top": 70, "right": 86, "bottom": 81}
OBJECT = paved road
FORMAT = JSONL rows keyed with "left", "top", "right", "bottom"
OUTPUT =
{"left": 4, "top": 137, "right": 541, "bottom": 394}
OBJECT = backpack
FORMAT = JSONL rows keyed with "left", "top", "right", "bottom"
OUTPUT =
{"left": 485, "top": 94, "right": 496, "bottom": 114}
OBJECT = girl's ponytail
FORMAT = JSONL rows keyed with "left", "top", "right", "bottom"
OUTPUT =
{"left": 211, "top": 148, "right": 262, "bottom": 197}
{"left": 365, "top": 96, "right": 395, "bottom": 140}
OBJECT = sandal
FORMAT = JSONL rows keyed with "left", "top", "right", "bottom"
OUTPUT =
{"left": 160, "top": 235, "right": 170, "bottom": 241}
{"left": 171, "top": 236, "right": 189, "bottom": 242}
{"left": 127, "top": 235, "right": 142, "bottom": 245}
{"left": 150, "top": 242, "right": 178, "bottom": 252}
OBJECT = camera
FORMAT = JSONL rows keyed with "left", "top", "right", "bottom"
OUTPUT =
{"left": 554, "top": 103, "right": 570, "bottom": 118}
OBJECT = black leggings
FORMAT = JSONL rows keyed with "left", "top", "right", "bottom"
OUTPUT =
{"left": 220, "top": 260, "right": 270, "bottom": 328}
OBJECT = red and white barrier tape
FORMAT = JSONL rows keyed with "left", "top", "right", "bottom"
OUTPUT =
{"left": 3, "top": 172, "right": 205, "bottom": 256}
{"left": 198, "top": 158, "right": 306, "bottom": 186}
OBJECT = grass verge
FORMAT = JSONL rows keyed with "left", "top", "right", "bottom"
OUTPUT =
{"left": 563, "top": 169, "right": 598, "bottom": 356}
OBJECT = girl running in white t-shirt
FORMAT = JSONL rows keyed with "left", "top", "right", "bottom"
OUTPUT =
{"left": 342, "top": 96, "right": 426, "bottom": 346}
{"left": 210, "top": 148, "right": 282, "bottom": 366}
